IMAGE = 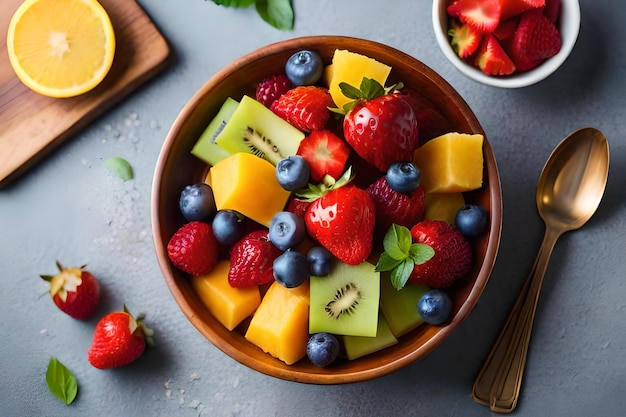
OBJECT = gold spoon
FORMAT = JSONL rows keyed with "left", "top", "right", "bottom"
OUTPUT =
{"left": 472, "top": 127, "right": 610, "bottom": 413}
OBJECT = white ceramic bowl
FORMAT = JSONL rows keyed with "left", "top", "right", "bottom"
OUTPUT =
{"left": 432, "top": 0, "right": 581, "bottom": 88}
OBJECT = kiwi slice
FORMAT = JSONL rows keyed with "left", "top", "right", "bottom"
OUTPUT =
{"left": 191, "top": 97, "right": 239, "bottom": 166}
{"left": 214, "top": 95, "right": 305, "bottom": 165}
{"left": 309, "top": 261, "right": 380, "bottom": 337}
{"left": 343, "top": 312, "right": 398, "bottom": 360}
{"left": 379, "top": 275, "right": 429, "bottom": 338}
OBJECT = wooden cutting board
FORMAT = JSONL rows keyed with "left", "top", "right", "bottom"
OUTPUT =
{"left": 0, "top": 0, "right": 171, "bottom": 188}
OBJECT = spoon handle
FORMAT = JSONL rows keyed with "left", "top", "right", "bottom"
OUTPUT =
{"left": 472, "top": 226, "right": 561, "bottom": 413}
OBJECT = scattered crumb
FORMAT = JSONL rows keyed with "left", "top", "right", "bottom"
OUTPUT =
{"left": 190, "top": 372, "right": 200, "bottom": 381}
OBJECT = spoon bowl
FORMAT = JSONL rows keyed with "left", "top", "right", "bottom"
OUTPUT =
{"left": 473, "top": 127, "right": 609, "bottom": 412}
{"left": 537, "top": 127, "right": 610, "bottom": 230}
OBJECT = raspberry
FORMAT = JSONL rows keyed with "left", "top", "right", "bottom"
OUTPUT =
{"left": 366, "top": 176, "right": 426, "bottom": 236}
{"left": 255, "top": 74, "right": 293, "bottom": 108}
{"left": 167, "top": 221, "right": 219, "bottom": 276}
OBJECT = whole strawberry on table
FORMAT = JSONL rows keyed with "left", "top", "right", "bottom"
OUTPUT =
{"left": 166, "top": 48, "right": 490, "bottom": 367}
{"left": 446, "top": 0, "right": 563, "bottom": 75}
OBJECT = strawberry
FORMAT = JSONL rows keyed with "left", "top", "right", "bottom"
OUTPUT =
{"left": 296, "top": 130, "right": 350, "bottom": 182}
{"left": 286, "top": 197, "right": 311, "bottom": 217}
{"left": 398, "top": 89, "right": 450, "bottom": 142}
{"left": 255, "top": 74, "right": 293, "bottom": 108}
{"left": 543, "top": 0, "right": 561, "bottom": 24}
{"left": 366, "top": 176, "right": 426, "bottom": 237}
{"left": 88, "top": 305, "right": 154, "bottom": 369}
{"left": 448, "top": 18, "right": 483, "bottom": 58}
{"left": 447, "top": 0, "right": 502, "bottom": 33}
{"left": 499, "top": 0, "right": 545, "bottom": 20}
{"left": 474, "top": 34, "right": 516, "bottom": 75}
{"left": 228, "top": 230, "right": 282, "bottom": 287}
{"left": 167, "top": 221, "right": 219, "bottom": 276}
{"left": 508, "top": 8, "right": 561, "bottom": 64}
{"left": 340, "top": 78, "right": 419, "bottom": 172}
{"left": 408, "top": 220, "right": 473, "bottom": 288}
{"left": 299, "top": 169, "right": 375, "bottom": 265}
{"left": 40, "top": 262, "right": 100, "bottom": 320}
{"left": 270, "top": 85, "right": 333, "bottom": 132}
{"left": 493, "top": 16, "right": 520, "bottom": 42}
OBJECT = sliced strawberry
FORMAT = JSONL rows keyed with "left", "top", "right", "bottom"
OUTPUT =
{"left": 474, "top": 34, "right": 516, "bottom": 75}
{"left": 304, "top": 184, "right": 375, "bottom": 265}
{"left": 492, "top": 16, "right": 520, "bottom": 42}
{"left": 366, "top": 176, "right": 426, "bottom": 237}
{"left": 408, "top": 220, "right": 473, "bottom": 288}
{"left": 509, "top": 8, "right": 561, "bottom": 63}
{"left": 255, "top": 74, "right": 293, "bottom": 108}
{"left": 448, "top": 17, "right": 483, "bottom": 58}
{"left": 296, "top": 130, "right": 350, "bottom": 182}
{"left": 499, "top": 0, "right": 545, "bottom": 20}
{"left": 543, "top": 0, "right": 561, "bottom": 24}
{"left": 447, "top": 0, "right": 501, "bottom": 33}
{"left": 270, "top": 86, "right": 333, "bottom": 133}
{"left": 228, "top": 230, "right": 282, "bottom": 287}
{"left": 167, "top": 221, "right": 219, "bottom": 276}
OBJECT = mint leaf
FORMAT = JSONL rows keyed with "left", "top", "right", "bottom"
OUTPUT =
{"left": 390, "top": 259, "right": 415, "bottom": 290}
{"left": 46, "top": 358, "right": 78, "bottom": 405}
{"left": 105, "top": 156, "right": 133, "bottom": 181}
{"left": 375, "top": 252, "right": 403, "bottom": 272}
{"left": 255, "top": 0, "right": 294, "bottom": 30}
{"left": 378, "top": 224, "right": 436, "bottom": 290}
{"left": 409, "top": 243, "right": 435, "bottom": 265}
{"left": 212, "top": 0, "right": 255, "bottom": 7}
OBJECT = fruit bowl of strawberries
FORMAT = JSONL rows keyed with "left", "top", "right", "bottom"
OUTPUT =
{"left": 151, "top": 36, "right": 502, "bottom": 383}
{"left": 433, "top": 0, "right": 581, "bottom": 88}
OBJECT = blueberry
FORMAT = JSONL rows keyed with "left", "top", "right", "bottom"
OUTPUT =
{"left": 455, "top": 204, "right": 489, "bottom": 237}
{"left": 179, "top": 183, "right": 217, "bottom": 221}
{"left": 306, "top": 332, "right": 340, "bottom": 367}
{"left": 269, "top": 211, "right": 306, "bottom": 251}
{"left": 273, "top": 250, "right": 310, "bottom": 288}
{"left": 211, "top": 210, "right": 246, "bottom": 245}
{"left": 417, "top": 289, "right": 452, "bottom": 325}
{"left": 307, "top": 246, "right": 334, "bottom": 276}
{"left": 275, "top": 155, "right": 310, "bottom": 192}
{"left": 386, "top": 162, "right": 421, "bottom": 194}
{"left": 285, "top": 50, "right": 324, "bottom": 86}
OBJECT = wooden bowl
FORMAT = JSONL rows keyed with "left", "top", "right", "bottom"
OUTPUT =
{"left": 151, "top": 36, "right": 502, "bottom": 384}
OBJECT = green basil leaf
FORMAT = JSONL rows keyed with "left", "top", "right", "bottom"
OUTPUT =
{"left": 409, "top": 243, "right": 435, "bottom": 265}
{"left": 255, "top": 0, "right": 294, "bottom": 30}
{"left": 46, "top": 358, "right": 78, "bottom": 405}
{"left": 390, "top": 259, "right": 415, "bottom": 290}
{"left": 105, "top": 156, "right": 133, "bottom": 181}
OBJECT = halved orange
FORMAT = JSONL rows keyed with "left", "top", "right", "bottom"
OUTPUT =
{"left": 7, "top": 0, "right": 116, "bottom": 98}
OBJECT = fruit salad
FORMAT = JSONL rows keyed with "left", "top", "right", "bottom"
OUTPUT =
{"left": 166, "top": 48, "right": 490, "bottom": 367}
{"left": 446, "top": 0, "right": 563, "bottom": 76}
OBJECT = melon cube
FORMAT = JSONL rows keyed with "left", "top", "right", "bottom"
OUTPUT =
{"left": 245, "top": 281, "right": 310, "bottom": 365}
{"left": 327, "top": 49, "right": 391, "bottom": 109}
{"left": 210, "top": 152, "right": 291, "bottom": 227}
{"left": 413, "top": 132, "right": 484, "bottom": 193}
{"left": 380, "top": 276, "right": 429, "bottom": 338}
{"left": 424, "top": 192, "right": 465, "bottom": 224}
{"left": 190, "top": 260, "right": 261, "bottom": 331}
{"left": 342, "top": 313, "right": 398, "bottom": 360}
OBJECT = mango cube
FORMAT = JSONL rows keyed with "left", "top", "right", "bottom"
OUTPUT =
{"left": 413, "top": 132, "right": 484, "bottom": 193}
{"left": 190, "top": 260, "right": 261, "bottom": 331}
{"left": 245, "top": 281, "right": 310, "bottom": 365}
{"left": 327, "top": 49, "right": 391, "bottom": 109}
{"left": 424, "top": 192, "right": 466, "bottom": 224}
{"left": 210, "top": 152, "right": 291, "bottom": 227}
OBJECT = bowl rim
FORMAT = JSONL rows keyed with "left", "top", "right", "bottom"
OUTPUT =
{"left": 431, "top": 0, "right": 581, "bottom": 88}
{"left": 151, "top": 35, "right": 503, "bottom": 384}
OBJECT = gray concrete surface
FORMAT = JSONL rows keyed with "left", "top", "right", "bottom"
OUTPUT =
{"left": 1, "top": 0, "right": 625, "bottom": 416}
